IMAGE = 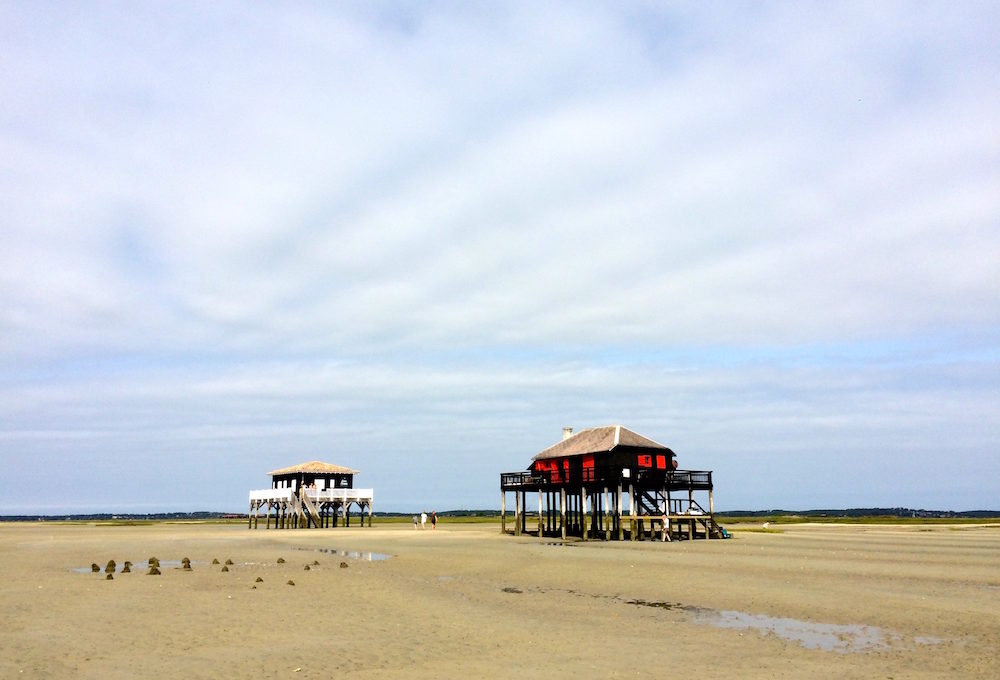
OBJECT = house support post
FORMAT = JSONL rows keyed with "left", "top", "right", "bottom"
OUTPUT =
{"left": 617, "top": 482, "right": 624, "bottom": 541}
{"left": 603, "top": 488, "right": 610, "bottom": 540}
{"left": 538, "top": 490, "right": 544, "bottom": 539}
{"left": 661, "top": 485, "right": 669, "bottom": 542}
{"left": 629, "top": 483, "right": 636, "bottom": 541}
{"left": 560, "top": 487, "right": 567, "bottom": 540}
{"left": 581, "top": 486, "right": 588, "bottom": 541}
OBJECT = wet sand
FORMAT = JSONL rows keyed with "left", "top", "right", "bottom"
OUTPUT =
{"left": 0, "top": 521, "right": 996, "bottom": 679}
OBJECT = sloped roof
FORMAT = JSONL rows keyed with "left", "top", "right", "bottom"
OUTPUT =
{"left": 268, "top": 461, "right": 359, "bottom": 476}
{"left": 532, "top": 425, "right": 669, "bottom": 461}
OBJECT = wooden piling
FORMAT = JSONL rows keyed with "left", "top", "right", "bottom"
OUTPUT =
{"left": 560, "top": 488, "right": 567, "bottom": 540}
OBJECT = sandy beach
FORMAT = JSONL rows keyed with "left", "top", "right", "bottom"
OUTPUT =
{"left": 0, "top": 520, "right": 996, "bottom": 679}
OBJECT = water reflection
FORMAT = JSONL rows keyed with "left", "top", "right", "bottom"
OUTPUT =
{"left": 693, "top": 609, "right": 893, "bottom": 652}
{"left": 310, "top": 547, "right": 392, "bottom": 561}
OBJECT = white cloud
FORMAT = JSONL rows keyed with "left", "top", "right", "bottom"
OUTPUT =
{"left": 0, "top": 2, "right": 997, "bottom": 511}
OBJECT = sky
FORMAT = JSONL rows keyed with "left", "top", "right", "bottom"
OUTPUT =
{"left": 1, "top": 1, "right": 998, "bottom": 514}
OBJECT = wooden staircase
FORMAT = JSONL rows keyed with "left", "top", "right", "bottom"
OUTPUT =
{"left": 299, "top": 491, "right": 322, "bottom": 528}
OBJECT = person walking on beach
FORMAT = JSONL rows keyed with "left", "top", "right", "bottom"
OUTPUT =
{"left": 431, "top": 512, "right": 437, "bottom": 529}
{"left": 420, "top": 511, "right": 427, "bottom": 529}
{"left": 412, "top": 515, "right": 418, "bottom": 530}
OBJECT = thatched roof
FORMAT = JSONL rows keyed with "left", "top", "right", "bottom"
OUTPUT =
{"left": 267, "top": 461, "right": 359, "bottom": 476}
{"left": 532, "top": 425, "right": 669, "bottom": 461}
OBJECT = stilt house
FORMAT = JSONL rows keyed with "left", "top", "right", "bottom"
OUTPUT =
{"left": 500, "top": 426, "right": 726, "bottom": 541}
{"left": 248, "top": 461, "right": 374, "bottom": 529}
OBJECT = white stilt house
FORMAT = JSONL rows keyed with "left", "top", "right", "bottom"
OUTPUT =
{"left": 248, "top": 461, "right": 374, "bottom": 529}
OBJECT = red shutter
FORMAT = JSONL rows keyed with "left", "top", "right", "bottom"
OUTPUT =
{"left": 638, "top": 454, "right": 652, "bottom": 468}
{"left": 655, "top": 455, "right": 666, "bottom": 469}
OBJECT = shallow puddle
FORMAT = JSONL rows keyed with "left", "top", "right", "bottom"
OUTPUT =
{"left": 692, "top": 609, "right": 894, "bottom": 652}
{"left": 308, "top": 547, "right": 392, "bottom": 561}
{"left": 620, "top": 597, "right": 935, "bottom": 653}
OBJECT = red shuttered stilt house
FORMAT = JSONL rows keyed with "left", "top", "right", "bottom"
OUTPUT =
{"left": 500, "top": 426, "right": 726, "bottom": 541}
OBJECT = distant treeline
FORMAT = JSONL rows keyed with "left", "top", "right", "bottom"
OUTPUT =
{"left": 1, "top": 507, "right": 998, "bottom": 522}
{"left": 719, "top": 508, "right": 1000, "bottom": 519}
{"left": 0, "top": 509, "right": 503, "bottom": 522}
{"left": 0, "top": 511, "right": 240, "bottom": 522}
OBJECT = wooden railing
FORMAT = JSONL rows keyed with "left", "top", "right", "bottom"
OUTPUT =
{"left": 500, "top": 468, "right": 712, "bottom": 490}
{"left": 305, "top": 488, "right": 374, "bottom": 503}
{"left": 249, "top": 488, "right": 373, "bottom": 503}
{"left": 500, "top": 471, "right": 540, "bottom": 489}
{"left": 249, "top": 488, "right": 294, "bottom": 502}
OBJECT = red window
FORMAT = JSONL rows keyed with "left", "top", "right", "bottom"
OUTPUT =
{"left": 655, "top": 455, "right": 666, "bottom": 469}
{"left": 638, "top": 454, "right": 652, "bottom": 468}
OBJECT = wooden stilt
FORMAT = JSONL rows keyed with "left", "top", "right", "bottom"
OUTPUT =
{"left": 560, "top": 488, "right": 567, "bottom": 540}
{"left": 603, "top": 488, "right": 610, "bottom": 540}
{"left": 538, "top": 490, "right": 544, "bottom": 539}
{"left": 629, "top": 483, "right": 636, "bottom": 541}
{"left": 617, "top": 482, "right": 624, "bottom": 541}
{"left": 501, "top": 492, "right": 506, "bottom": 534}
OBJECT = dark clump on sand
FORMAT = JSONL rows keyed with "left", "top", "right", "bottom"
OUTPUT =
{"left": 148, "top": 566, "right": 161, "bottom": 576}
{"left": 212, "top": 558, "right": 220, "bottom": 565}
{"left": 106, "top": 573, "right": 113, "bottom": 580}
{"left": 276, "top": 558, "right": 285, "bottom": 564}
{"left": 255, "top": 577, "right": 263, "bottom": 583}
{"left": 148, "top": 557, "right": 159, "bottom": 566}
{"left": 91, "top": 563, "right": 100, "bottom": 573}
{"left": 224, "top": 559, "right": 234, "bottom": 566}
{"left": 105, "top": 560, "right": 116, "bottom": 574}
{"left": 286, "top": 580, "right": 295, "bottom": 586}
{"left": 122, "top": 564, "right": 131, "bottom": 573}
{"left": 303, "top": 565, "right": 311, "bottom": 571}
{"left": 221, "top": 565, "right": 229, "bottom": 572}
{"left": 340, "top": 562, "right": 349, "bottom": 569}
{"left": 181, "top": 557, "right": 192, "bottom": 571}
{"left": 313, "top": 560, "right": 319, "bottom": 566}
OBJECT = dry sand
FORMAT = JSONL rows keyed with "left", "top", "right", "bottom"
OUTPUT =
{"left": 0, "top": 520, "right": 996, "bottom": 679}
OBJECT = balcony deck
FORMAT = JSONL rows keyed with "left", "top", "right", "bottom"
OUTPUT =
{"left": 500, "top": 469, "right": 712, "bottom": 492}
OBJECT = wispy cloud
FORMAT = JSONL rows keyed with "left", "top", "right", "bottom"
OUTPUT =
{"left": 1, "top": 2, "right": 997, "bottom": 512}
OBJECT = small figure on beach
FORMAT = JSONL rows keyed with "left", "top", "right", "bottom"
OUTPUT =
{"left": 420, "top": 511, "right": 427, "bottom": 529}
{"left": 431, "top": 512, "right": 437, "bottom": 529}
{"left": 412, "top": 515, "right": 418, "bottom": 530}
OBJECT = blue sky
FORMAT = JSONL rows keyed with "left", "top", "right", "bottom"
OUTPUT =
{"left": 1, "top": 1, "right": 998, "bottom": 513}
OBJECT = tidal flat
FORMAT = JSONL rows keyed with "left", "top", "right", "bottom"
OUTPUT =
{"left": 0, "top": 521, "right": 996, "bottom": 678}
